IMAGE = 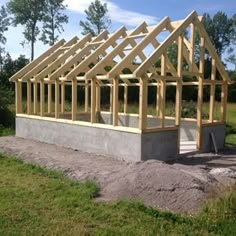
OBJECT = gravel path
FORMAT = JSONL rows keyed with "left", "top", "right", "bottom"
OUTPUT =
{"left": 0, "top": 136, "right": 236, "bottom": 214}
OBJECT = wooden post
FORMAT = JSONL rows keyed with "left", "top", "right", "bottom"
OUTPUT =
{"left": 61, "top": 82, "right": 65, "bottom": 114}
{"left": 27, "top": 80, "right": 32, "bottom": 115}
{"left": 221, "top": 81, "right": 228, "bottom": 122}
{"left": 55, "top": 79, "right": 60, "bottom": 119}
{"left": 189, "top": 23, "right": 195, "bottom": 71}
{"left": 85, "top": 80, "right": 89, "bottom": 112}
{"left": 196, "top": 37, "right": 205, "bottom": 150}
{"left": 48, "top": 83, "right": 52, "bottom": 114}
{"left": 33, "top": 81, "right": 38, "bottom": 114}
{"left": 91, "top": 78, "right": 96, "bottom": 123}
{"left": 40, "top": 80, "right": 44, "bottom": 117}
{"left": 96, "top": 82, "right": 101, "bottom": 112}
{"left": 110, "top": 85, "right": 113, "bottom": 113}
{"left": 124, "top": 84, "right": 128, "bottom": 113}
{"left": 15, "top": 81, "right": 22, "bottom": 114}
{"left": 113, "top": 78, "right": 118, "bottom": 126}
{"left": 156, "top": 84, "right": 160, "bottom": 117}
{"left": 209, "top": 59, "right": 216, "bottom": 122}
{"left": 72, "top": 79, "right": 77, "bottom": 121}
{"left": 175, "top": 35, "right": 183, "bottom": 126}
{"left": 160, "top": 53, "right": 167, "bottom": 128}
{"left": 139, "top": 76, "right": 147, "bottom": 130}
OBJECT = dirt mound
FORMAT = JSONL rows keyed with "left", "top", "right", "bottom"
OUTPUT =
{"left": 0, "top": 136, "right": 235, "bottom": 214}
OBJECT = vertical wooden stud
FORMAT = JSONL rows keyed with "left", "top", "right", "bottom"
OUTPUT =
{"left": 40, "top": 80, "right": 44, "bottom": 117}
{"left": 91, "top": 78, "right": 96, "bottom": 123}
{"left": 209, "top": 59, "right": 216, "bottom": 122}
{"left": 48, "top": 83, "right": 52, "bottom": 114}
{"left": 221, "top": 81, "right": 228, "bottom": 122}
{"left": 27, "top": 80, "right": 32, "bottom": 115}
{"left": 189, "top": 23, "right": 195, "bottom": 71}
{"left": 85, "top": 80, "right": 89, "bottom": 112}
{"left": 33, "top": 81, "right": 38, "bottom": 114}
{"left": 55, "top": 79, "right": 60, "bottom": 119}
{"left": 196, "top": 37, "right": 205, "bottom": 150}
{"left": 109, "top": 85, "right": 113, "bottom": 113}
{"left": 124, "top": 84, "right": 128, "bottom": 113}
{"left": 139, "top": 76, "right": 147, "bottom": 130}
{"left": 15, "top": 80, "right": 22, "bottom": 114}
{"left": 156, "top": 84, "right": 161, "bottom": 117}
{"left": 160, "top": 53, "right": 167, "bottom": 128}
{"left": 96, "top": 82, "right": 101, "bottom": 112}
{"left": 72, "top": 79, "right": 77, "bottom": 121}
{"left": 175, "top": 35, "right": 183, "bottom": 126}
{"left": 113, "top": 78, "right": 118, "bottom": 126}
{"left": 61, "top": 82, "right": 65, "bottom": 114}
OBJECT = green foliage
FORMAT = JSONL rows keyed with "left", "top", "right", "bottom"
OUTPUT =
{"left": 7, "top": 0, "right": 46, "bottom": 60}
{"left": 203, "top": 12, "right": 235, "bottom": 58}
{"left": 0, "top": 152, "right": 236, "bottom": 235}
{"left": 79, "top": 0, "right": 111, "bottom": 36}
{"left": 0, "top": 5, "right": 10, "bottom": 49}
{"left": 40, "top": 0, "right": 68, "bottom": 46}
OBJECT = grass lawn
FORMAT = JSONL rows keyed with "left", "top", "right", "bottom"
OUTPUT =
{"left": 0, "top": 153, "right": 236, "bottom": 235}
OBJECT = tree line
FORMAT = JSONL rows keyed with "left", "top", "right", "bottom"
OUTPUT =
{"left": 0, "top": 0, "right": 236, "bottom": 128}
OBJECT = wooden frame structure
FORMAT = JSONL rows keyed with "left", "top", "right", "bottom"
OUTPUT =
{"left": 10, "top": 11, "right": 230, "bottom": 153}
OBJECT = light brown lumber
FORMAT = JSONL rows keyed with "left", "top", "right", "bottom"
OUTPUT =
{"left": 40, "top": 80, "right": 45, "bottom": 117}
{"left": 72, "top": 79, "right": 77, "bottom": 121}
{"left": 209, "top": 59, "right": 216, "bottom": 122}
{"left": 33, "top": 82, "right": 38, "bottom": 114}
{"left": 124, "top": 84, "right": 128, "bottom": 113}
{"left": 27, "top": 81, "right": 32, "bottom": 115}
{"left": 91, "top": 78, "right": 96, "bottom": 123}
{"left": 55, "top": 80, "right": 60, "bottom": 119}
{"left": 113, "top": 78, "right": 119, "bottom": 126}
{"left": 48, "top": 83, "right": 52, "bottom": 114}
{"left": 139, "top": 76, "right": 148, "bottom": 130}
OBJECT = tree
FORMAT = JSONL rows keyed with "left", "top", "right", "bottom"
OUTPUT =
{"left": 40, "top": 0, "right": 68, "bottom": 46}
{"left": 203, "top": 12, "right": 234, "bottom": 58}
{"left": 7, "top": 0, "right": 46, "bottom": 61}
{"left": 0, "top": 5, "right": 10, "bottom": 70}
{"left": 79, "top": 0, "right": 111, "bottom": 36}
{"left": 226, "top": 47, "right": 236, "bottom": 71}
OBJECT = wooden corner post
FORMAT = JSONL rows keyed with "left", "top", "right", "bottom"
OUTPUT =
{"left": 139, "top": 75, "right": 147, "bottom": 130}
{"left": 91, "top": 78, "right": 96, "bottom": 123}
{"left": 113, "top": 77, "right": 119, "bottom": 126}
{"left": 196, "top": 37, "right": 205, "bottom": 150}
{"left": 15, "top": 80, "right": 22, "bottom": 114}
{"left": 55, "top": 79, "right": 60, "bottom": 119}
{"left": 72, "top": 79, "right": 77, "bottom": 121}
{"left": 40, "top": 80, "right": 44, "bottom": 117}
{"left": 27, "top": 80, "right": 32, "bottom": 115}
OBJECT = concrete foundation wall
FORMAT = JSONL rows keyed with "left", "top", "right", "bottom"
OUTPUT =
{"left": 16, "top": 117, "right": 179, "bottom": 162}
{"left": 201, "top": 124, "right": 226, "bottom": 152}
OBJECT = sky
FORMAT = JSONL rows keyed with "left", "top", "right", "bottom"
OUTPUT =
{"left": 0, "top": 0, "right": 236, "bottom": 68}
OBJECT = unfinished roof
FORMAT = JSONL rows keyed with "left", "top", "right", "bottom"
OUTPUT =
{"left": 9, "top": 11, "right": 230, "bottom": 83}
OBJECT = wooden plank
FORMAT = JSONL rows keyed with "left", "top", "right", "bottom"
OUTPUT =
{"left": 15, "top": 81, "right": 22, "bottom": 114}
{"left": 91, "top": 78, "right": 96, "bottom": 123}
{"left": 34, "top": 35, "right": 91, "bottom": 82}
{"left": 55, "top": 80, "right": 60, "bottom": 119}
{"left": 66, "top": 26, "right": 126, "bottom": 80}
{"left": 95, "top": 82, "right": 101, "bottom": 112}
{"left": 196, "top": 37, "right": 205, "bottom": 150}
{"left": 221, "top": 81, "right": 228, "bottom": 122}
{"left": 72, "top": 79, "right": 77, "bottom": 121}
{"left": 139, "top": 76, "right": 148, "bottom": 130}
{"left": 135, "top": 11, "right": 198, "bottom": 77}
{"left": 48, "top": 83, "right": 52, "bottom": 114}
{"left": 196, "top": 21, "right": 230, "bottom": 81}
{"left": 110, "top": 85, "right": 113, "bottom": 112}
{"left": 113, "top": 78, "right": 119, "bottom": 126}
{"left": 189, "top": 23, "right": 195, "bottom": 71}
{"left": 40, "top": 80, "right": 45, "bottom": 117}
{"left": 209, "top": 59, "right": 216, "bottom": 122}
{"left": 61, "top": 82, "right": 65, "bottom": 114}
{"left": 124, "top": 84, "right": 128, "bottom": 113}
{"left": 9, "top": 39, "right": 65, "bottom": 81}
{"left": 33, "top": 82, "right": 38, "bottom": 114}
{"left": 108, "top": 17, "right": 170, "bottom": 78}
{"left": 175, "top": 35, "right": 183, "bottom": 126}
{"left": 160, "top": 54, "right": 167, "bottom": 128}
{"left": 156, "top": 85, "right": 161, "bottom": 116}
{"left": 85, "top": 80, "right": 89, "bottom": 112}
{"left": 27, "top": 81, "right": 32, "bottom": 115}
{"left": 50, "top": 31, "right": 108, "bottom": 80}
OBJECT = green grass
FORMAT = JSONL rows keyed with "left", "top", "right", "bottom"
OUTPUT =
{"left": 0, "top": 125, "right": 15, "bottom": 137}
{"left": 0, "top": 153, "right": 236, "bottom": 235}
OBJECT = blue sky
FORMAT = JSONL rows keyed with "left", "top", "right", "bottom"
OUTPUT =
{"left": 1, "top": 0, "right": 235, "bottom": 68}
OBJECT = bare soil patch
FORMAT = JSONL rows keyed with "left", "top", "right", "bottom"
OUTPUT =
{"left": 0, "top": 136, "right": 235, "bottom": 214}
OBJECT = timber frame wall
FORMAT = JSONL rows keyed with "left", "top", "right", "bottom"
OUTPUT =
{"left": 10, "top": 11, "right": 230, "bottom": 151}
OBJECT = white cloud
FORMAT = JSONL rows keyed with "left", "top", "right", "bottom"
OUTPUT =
{"left": 64, "top": 0, "right": 159, "bottom": 26}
